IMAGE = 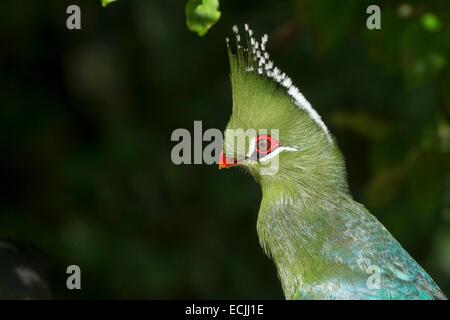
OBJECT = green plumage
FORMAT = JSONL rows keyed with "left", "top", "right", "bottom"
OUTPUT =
{"left": 222, "top": 25, "right": 447, "bottom": 300}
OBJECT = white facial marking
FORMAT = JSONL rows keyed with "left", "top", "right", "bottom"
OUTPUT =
{"left": 258, "top": 146, "right": 298, "bottom": 163}
{"left": 245, "top": 137, "right": 298, "bottom": 164}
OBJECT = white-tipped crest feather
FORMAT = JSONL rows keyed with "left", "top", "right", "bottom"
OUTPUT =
{"left": 227, "top": 24, "right": 332, "bottom": 142}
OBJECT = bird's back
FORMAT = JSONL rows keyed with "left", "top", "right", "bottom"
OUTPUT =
{"left": 295, "top": 200, "right": 447, "bottom": 300}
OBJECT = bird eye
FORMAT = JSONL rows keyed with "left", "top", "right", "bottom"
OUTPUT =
{"left": 255, "top": 135, "right": 279, "bottom": 155}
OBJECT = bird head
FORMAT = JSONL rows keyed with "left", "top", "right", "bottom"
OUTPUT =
{"left": 219, "top": 25, "right": 348, "bottom": 198}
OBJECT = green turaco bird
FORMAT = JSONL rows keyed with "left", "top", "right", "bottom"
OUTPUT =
{"left": 218, "top": 24, "right": 447, "bottom": 300}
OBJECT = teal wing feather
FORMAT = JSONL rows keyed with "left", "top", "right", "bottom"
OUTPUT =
{"left": 295, "top": 202, "right": 447, "bottom": 300}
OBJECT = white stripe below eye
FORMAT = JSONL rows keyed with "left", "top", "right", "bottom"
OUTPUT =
{"left": 258, "top": 146, "right": 298, "bottom": 163}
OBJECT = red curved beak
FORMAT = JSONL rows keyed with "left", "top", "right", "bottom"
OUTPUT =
{"left": 218, "top": 150, "right": 239, "bottom": 169}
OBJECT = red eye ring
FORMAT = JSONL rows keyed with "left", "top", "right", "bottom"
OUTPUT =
{"left": 255, "top": 135, "right": 279, "bottom": 155}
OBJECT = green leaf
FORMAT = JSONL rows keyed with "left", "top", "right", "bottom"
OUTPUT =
{"left": 186, "top": 0, "right": 221, "bottom": 36}
{"left": 101, "top": 0, "right": 117, "bottom": 7}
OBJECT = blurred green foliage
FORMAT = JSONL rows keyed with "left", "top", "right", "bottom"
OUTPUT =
{"left": 186, "top": 0, "right": 221, "bottom": 36}
{"left": 101, "top": 0, "right": 117, "bottom": 8}
{"left": 0, "top": 0, "right": 449, "bottom": 298}
{"left": 421, "top": 13, "right": 441, "bottom": 32}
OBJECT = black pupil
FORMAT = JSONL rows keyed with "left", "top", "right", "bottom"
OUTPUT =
{"left": 258, "top": 138, "right": 271, "bottom": 153}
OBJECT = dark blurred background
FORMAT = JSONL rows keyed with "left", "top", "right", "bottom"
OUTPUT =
{"left": 0, "top": 0, "right": 449, "bottom": 298}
